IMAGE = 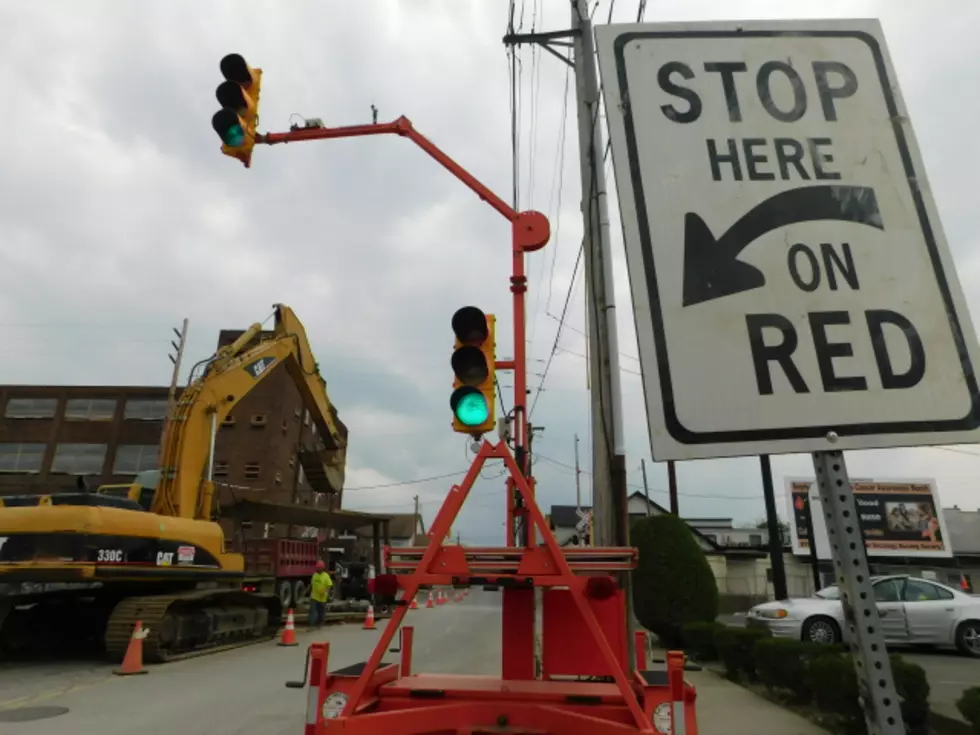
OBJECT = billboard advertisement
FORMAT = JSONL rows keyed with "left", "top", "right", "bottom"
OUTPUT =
{"left": 785, "top": 478, "right": 952, "bottom": 559}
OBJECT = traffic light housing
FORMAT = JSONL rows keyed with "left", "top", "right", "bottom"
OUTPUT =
{"left": 211, "top": 53, "right": 262, "bottom": 168}
{"left": 450, "top": 307, "right": 496, "bottom": 436}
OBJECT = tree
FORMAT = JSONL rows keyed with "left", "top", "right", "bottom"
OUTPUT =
{"left": 754, "top": 518, "right": 790, "bottom": 542}
{"left": 631, "top": 514, "right": 719, "bottom": 648}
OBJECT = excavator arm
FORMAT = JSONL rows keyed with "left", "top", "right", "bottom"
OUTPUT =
{"left": 150, "top": 304, "right": 347, "bottom": 520}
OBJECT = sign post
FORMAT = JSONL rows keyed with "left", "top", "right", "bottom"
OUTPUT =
{"left": 597, "top": 19, "right": 980, "bottom": 735}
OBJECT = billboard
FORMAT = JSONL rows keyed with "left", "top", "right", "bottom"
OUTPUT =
{"left": 785, "top": 478, "right": 952, "bottom": 559}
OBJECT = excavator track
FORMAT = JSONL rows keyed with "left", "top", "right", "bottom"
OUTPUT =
{"left": 104, "top": 589, "right": 282, "bottom": 663}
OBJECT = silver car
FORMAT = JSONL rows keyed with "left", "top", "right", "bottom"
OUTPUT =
{"left": 745, "top": 574, "right": 980, "bottom": 657}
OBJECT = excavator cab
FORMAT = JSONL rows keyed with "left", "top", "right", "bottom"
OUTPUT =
{"left": 96, "top": 469, "right": 159, "bottom": 511}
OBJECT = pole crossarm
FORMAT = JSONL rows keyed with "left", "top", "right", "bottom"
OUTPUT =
{"left": 502, "top": 29, "right": 580, "bottom": 68}
{"left": 258, "top": 116, "right": 549, "bottom": 253}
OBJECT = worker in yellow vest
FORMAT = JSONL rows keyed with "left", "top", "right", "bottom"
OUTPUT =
{"left": 309, "top": 560, "right": 334, "bottom": 629}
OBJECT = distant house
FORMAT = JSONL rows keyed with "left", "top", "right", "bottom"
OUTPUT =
{"left": 549, "top": 495, "right": 980, "bottom": 609}
{"left": 547, "top": 492, "right": 720, "bottom": 553}
{"left": 344, "top": 512, "right": 426, "bottom": 558}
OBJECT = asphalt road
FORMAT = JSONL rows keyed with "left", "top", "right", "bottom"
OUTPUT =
{"left": 0, "top": 590, "right": 502, "bottom": 734}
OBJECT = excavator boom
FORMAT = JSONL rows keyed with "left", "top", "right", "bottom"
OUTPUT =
{"left": 152, "top": 303, "right": 348, "bottom": 520}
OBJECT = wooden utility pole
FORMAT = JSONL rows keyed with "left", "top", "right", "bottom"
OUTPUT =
{"left": 760, "top": 455, "right": 788, "bottom": 600}
{"left": 157, "top": 319, "right": 189, "bottom": 467}
{"left": 667, "top": 461, "right": 679, "bottom": 515}
{"left": 413, "top": 494, "right": 420, "bottom": 544}
{"left": 640, "top": 460, "right": 651, "bottom": 515}
{"left": 568, "top": 0, "right": 632, "bottom": 669}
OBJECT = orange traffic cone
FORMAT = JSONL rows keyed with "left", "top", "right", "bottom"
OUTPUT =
{"left": 363, "top": 605, "right": 376, "bottom": 630}
{"left": 278, "top": 609, "right": 299, "bottom": 647}
{"left": 409, "top": 595, "right": 419, "bottom": 610}
{"left": 455, "top": 591, "right": 463, "bottom": 602}
{"left": 426, "top": 591, "right": 435, "bottom": 608}
{"left": 437, "top": 591, "right": 446, "bottom": 606}
{"left": 113, "top": 620, "right": 149, "bottom": 676}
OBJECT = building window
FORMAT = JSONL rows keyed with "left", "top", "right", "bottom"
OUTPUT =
{"left": 113, "top": 445, "right": 158, "bottom": 475}
{"left": 64, "top": 398, "right": 117, "bottom": 422}
{"left": 214, "top": 461, "right": 229, "bottom": 477}
{"left": 749, "top": 534, "right": 763, "bottom": 546}
{"left": 0, "top": 442, "right": 47, "bottom": 474}
{"left": 50, "top": 443, "right": 107, "bottom": 475}
{"left": 244, "top": 462, "right": 260, "bottom": 480}
{"left": 4, "top": 397, "right": 58, "bottom": 419}
{"left": 123, "top": 399, "right": 167, "bottom": 421}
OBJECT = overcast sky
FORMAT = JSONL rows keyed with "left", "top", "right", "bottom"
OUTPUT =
{"left": 1, "top": 1, "right": 978, "bottom": 545}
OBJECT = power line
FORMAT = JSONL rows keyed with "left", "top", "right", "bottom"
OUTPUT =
{"left": 529, "top": 241, "right": 583, "bottom": 417}
{"left": 534, "top": 453, "right": 763, "bottom": 501}
{"left": 345, "top": 469, "right": 468, "bottom": 491}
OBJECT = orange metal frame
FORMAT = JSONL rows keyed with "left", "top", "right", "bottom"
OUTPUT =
{"left": 286, "top": 440, "right": 699, "bottom": 735}
{"left": 260, "top": 117, "right": 699, "bottom": 734}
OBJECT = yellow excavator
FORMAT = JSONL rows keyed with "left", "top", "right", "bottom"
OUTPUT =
{"left": 0, "top": 304, "right": 348, "bottom": 661}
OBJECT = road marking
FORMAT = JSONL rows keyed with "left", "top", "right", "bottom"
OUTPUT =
{"left": 0, "top": 674, "right": 113, "bottom": 711}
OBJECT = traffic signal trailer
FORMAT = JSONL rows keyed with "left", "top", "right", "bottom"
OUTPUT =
{"left": 211, "top": 57, "right": 699, "bottom": 734}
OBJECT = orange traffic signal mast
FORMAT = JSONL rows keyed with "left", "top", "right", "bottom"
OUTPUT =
{"left": 215, "top": 58, "right": 700, "bottom": 734}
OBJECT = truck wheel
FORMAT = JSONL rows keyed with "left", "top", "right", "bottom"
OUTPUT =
{"left": 293, "top": 580, "right": 309, "bottom": 608}
{"left": 278, "top": 580, "right": 294, "bottom": 609}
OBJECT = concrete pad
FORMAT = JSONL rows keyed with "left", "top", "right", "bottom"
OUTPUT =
{"left": 686, "top": 669, "right": 827, "bottom": 735}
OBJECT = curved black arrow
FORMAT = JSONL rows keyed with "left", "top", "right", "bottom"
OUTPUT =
{"left": 682, "top": 185, "right": 884, "bottom": 307}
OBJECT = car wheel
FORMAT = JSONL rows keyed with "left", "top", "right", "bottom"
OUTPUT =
{"left": 802, "top": 616, "right": 841, "bottom": 645}
{"left": 955, "top": 620, "right": 980, "bottom": 658}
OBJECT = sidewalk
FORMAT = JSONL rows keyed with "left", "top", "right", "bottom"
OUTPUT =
{"left": 687, "top": 668, "right": 827, "bottom": 735}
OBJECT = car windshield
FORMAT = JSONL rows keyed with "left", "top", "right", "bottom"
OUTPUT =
{"left": 815, "top": 586, "right": 841, "bottom": 599}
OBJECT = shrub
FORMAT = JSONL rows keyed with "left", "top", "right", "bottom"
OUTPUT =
{"left": 631, "top": 514, "right": 719, "bottom": 649}
{"left": 804, "top": 650, "right": 864, "bottom": 734}
{"left": 682, "top": 621, "right": 726, "bottom": 661}
{"left": 803, "top": 649, "right": 931, "bottom": 735}
{"left": 755, "top": 638, "right": 833, "bottom": 703}
{"left": 891, "top": 654, "right": 930, "bottom": 735}
{"left": 957, "top": 687, "right": 980, "bottom": 734}
{"left": 716, "top": 625, "right": 770, "bottom": 681}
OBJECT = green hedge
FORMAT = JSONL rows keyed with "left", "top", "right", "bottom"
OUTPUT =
{"left": 691, "top": 624, "right": 931, "bottom": 735}
{"left": 958, "top": 687, "right": 980, "bottom": 733}
{"left": 631, "top": 514, "right": 719, "bottom": 649}
{"left": 682, "top": 621, "right": 727, "bottom": 662}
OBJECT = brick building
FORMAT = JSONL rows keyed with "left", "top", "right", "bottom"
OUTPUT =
{"left": 0, "top": 328, "right": 344, "bottom": 540}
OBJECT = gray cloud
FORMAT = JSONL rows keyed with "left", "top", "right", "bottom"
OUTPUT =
{"left": 1, "top": 1, "right": 978, "bottom": 545}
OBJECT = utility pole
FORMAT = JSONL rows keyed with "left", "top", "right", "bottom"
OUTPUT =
{"left": 413, "top": 494, "right": 420, "bottom": 544}
{"left": 574, "top": 434, "right": 582, "bottom": 510}
{"left": 502, "top": 0, "right": 633, "bottom": 669}
{"left": 568, "top": 0, "right": 632, "bottom": 667}
{"left": 157, "top": 319, "right": 189, "bottom": 467}
{"left": 759, "top": 456, "right": 788, "bottom": 601}
{"left": 568, "top": 0, "right": 627, "bottom": 553}
{"left": 640, "top": 460, "right": 651, "bottom": 516}
{"left": 804, "top": 491, "right": 823, "bottom": 593}
{"left": 667, "top": 461, "right": 679, "bottom": 515}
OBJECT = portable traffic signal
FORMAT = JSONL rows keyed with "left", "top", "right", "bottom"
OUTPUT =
{"left": 211, "top": 53, "right": 262, "bottom": 168}
{"left": 450, "top": 307, "right": 496, "bottom": 436}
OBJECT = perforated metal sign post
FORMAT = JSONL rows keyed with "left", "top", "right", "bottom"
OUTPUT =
{"left": 812, "top": 451, "right": 903, "bottom": 735}
{"left": 592, "top": 18, "right": 980, "bottom": 735}
{"left": 596, "top": 18, "right": 980, "bottom": 462}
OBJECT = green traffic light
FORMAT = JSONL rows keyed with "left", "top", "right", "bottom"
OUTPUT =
{"left": 222, "top": 125, "right": 246, "bottom": 147}
{"left": 452, "top": 388, "right": 490, "bottom": 427}
{"left": 211, "top": 109, "right": 247, "bottom": 148}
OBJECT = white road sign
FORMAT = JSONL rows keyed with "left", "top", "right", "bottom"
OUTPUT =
{"left": 596, "top": 19, "right": 980, "bottom": 461}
